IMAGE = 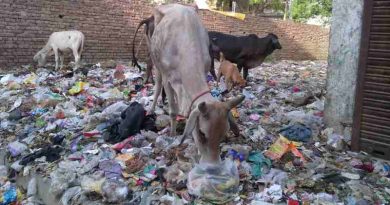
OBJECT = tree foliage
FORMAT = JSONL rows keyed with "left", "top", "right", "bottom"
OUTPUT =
{"left": 217, "top": 0, "right": 285, "bottom": 13}
{"left": 150, "top": 0, "right": 332, "bottom": 22}
{"left": 291, "top": 0, "right": 332, "bottom": 22}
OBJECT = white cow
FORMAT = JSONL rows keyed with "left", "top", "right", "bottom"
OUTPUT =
{"left": 149, "top": 4, "right": 244, "bottom": 164}
{"left": 33, "top": 30, "right": 85, "bottom": 71}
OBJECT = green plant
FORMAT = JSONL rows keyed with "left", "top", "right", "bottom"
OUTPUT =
{"left": 291, "top": 0, "right": 332, "bottom": 22}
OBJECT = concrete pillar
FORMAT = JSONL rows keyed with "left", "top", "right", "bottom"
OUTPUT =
{"left": 324, "top": 0, "right": 364, "bottom": 139}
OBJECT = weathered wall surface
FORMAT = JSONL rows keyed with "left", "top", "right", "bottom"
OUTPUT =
{"left": 0, "top": 0, "right": 154, "bottom": 70}
{"left": 324, "top": 0, "right": 364, "bottom": 138}
{"left": 0, "top": 0, "right": 329, "bottom": 70}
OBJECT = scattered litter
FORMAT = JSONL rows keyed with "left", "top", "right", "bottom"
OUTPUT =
{"left": 0, "top": 60, "right": 388, "bottom": 205}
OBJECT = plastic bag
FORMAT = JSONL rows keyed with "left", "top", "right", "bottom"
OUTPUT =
{"left": 0, "top": 165, "right": 8, "bottom": 178}
{"left": 54, "top": 101, "right": 78, "bottom": 118}
{"left": 100, "top": 88, "right": 123, "bottom": 100}
{"left": 81, "top": 175, "right": 105, "bottom": 194}
{"left": 1, "top": 186, "right": 21, "bottom": 205}
{"left": 101, "top": 101, "right": 128, "bottom": 118}
{"left": 155, "top": 135, "right": 175, "bottom": 150}
{"left": 258, "top": 168, "right": 288, "bottom": 186}
{"left": 155, "top": 115, "right": 171, "bottom": 130}
{"left": 327, "top": 134, "right": 345, "bottom": 151}
{"left": 61, "top": 186, "right": 82, "bottom": 205}
{"left": 27, "top": 178, "right": 37, "bottom": 197}
{"left": 243, "top": 89, "right": 255, "bottom": 99}
{"left": 8, "top": 141, "right": 28, "bottom": 157}
{"left": 1, "top": 74, "right": 16, "bottom": 85}
{"left": 50, "top": 169, "right": 77, "bottom": 196}
{"left": 248, "top": 152, "right": 272, "bottom": 179}
{"left": 250, "top": 125, "right": 267, "bottom": 142}
{"left": 101, "top": 179, "right": 129, "bottom": 203}
{"left": 255, "top": 184, "right": 283, "bottom": 203}
{"left": 99, "top": 160, "right": 122, "bottom": 179}
{"left": 8, "top": 97, "right": 22, "bottom": 112}
{"left": 188, "top": 159, "right": 239, "bottom": 204}
{"left": 23, "top": 73, "right": 38, "bottom": 85}
{"left": 68, "top": 82, "right": 88, "bottom": 95}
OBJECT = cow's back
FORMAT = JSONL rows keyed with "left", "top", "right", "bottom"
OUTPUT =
{"left": 151, "top": 4, "right": 210, "bottom": 84}
{"left": 150, "top": 4, "right": 211, "bottom": 116}
{"left": 209, "top": 32, "right": 244, "bottom": 62}
{"left": 48, "top": 31, "right": 84, "bottom": 50}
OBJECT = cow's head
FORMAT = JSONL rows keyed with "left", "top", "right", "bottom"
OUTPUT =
{"left": 237, "top": 77, "right": 247, "bottom": 88}
{"left": 182, "top": 96, "right": 245, "bottom": 164}
{"left": 268, "top": 33, "right": 282, "bottom": 50}
{"left": 33, "top": 50, "right": 47, "bottom": 67}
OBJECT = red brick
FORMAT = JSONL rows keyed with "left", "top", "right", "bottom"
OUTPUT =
{"left": 0, "top": 0, "right": 328, "bottom": 70}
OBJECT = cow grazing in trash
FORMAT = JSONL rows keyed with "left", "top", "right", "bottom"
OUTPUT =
{"left": 33, "top": 30, "right": 85, "bottom": 71}
{"left": 209, "top": 31, "right": 282, "bottom": 79}
{"left": 149, "top": 4, "right": 244, "bottom": 164}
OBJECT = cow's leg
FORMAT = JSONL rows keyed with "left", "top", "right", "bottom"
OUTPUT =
{"left": 144, "top": 58, "right": 154, "bottom": 84}
{"left": 243, "top": 67, "right": 249, "bottom": 80}
{"left": 216, "top": 67, "right": 222, "bottom": 86}
{"left": 150, "top": 70, "right": 162, "bottom": 114}
{"left": 72, "top": 48, "right": 80, "bottom": 72}
{"left": 209, "top": 59, "right": 217, "bottom": 81}
{"left": 226, "top": 77, "right": 233, "bottom": 91}
{"left": 59, "top": 51, "right": 64, "bottom": 70}
{"left": 53, "top": 47, "right": 59, "bottom": 71}
{"left": 208, "top": 44, "right": 217, "bottom": 81}
{"left": 165, "top": 83, "right": 177, "bottom": 136}
{"left": 162, "top": 88, "right": 167, "bottom": 105}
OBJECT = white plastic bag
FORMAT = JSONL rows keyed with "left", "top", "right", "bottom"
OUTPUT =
{"left": 187, "top": 159, "right": 239, "bottom": 204}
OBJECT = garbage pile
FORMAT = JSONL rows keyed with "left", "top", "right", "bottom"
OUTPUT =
{"left": 0, "top": 60, "right": 389, "bottom": 205}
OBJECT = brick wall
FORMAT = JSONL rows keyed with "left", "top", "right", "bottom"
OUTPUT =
{"left": 0, "top": 0, "right": 329, "bottom": 70}
{"left": 200, "top": 11, "right": 330, "bottom": 61}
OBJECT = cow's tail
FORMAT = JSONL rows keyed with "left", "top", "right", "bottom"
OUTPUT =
{"left": 132, "top": 17, "right": 151, "bottom": 73}
{"left": 78, "top": 33, "right": 84, "bottom": 54}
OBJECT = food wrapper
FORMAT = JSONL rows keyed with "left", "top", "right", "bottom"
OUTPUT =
{"left": 264, "top": 135, "right": 306, "bottom": 162}
{"left": 23, "top": 73, "right": 38, "bottom": 85}
{"left": 69, "top": 81, "right": 88, "bottom": 95}
{"left": 188, "top": 159, "right": 239, "bottom": 204}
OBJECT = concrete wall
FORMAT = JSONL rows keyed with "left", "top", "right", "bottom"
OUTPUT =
{"left": 0, "top": 0, "right": 329, "bottom": 70}
{"left": 324, "top": 0, "right": 364, "bottom": 139}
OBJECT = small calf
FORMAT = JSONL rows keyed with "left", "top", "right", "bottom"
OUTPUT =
{"left": 217, "top": 52, "right": 246, "bottom": 91}
{"left": 33, "top": 30, "right": 85, "bottom": 71}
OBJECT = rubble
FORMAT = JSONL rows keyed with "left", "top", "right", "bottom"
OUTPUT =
{"left": 0, "top": 60, "right": 388, "bottom": 204}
